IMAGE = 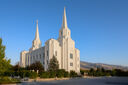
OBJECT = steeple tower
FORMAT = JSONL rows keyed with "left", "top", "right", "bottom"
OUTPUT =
{"left": 35, "top": 20, "right": 40, "bottom": 40}
{"left": 62, "top": 7, "right": 68, "bottom": 28}
{"left": 30, "top": 20, "right": 42, "bottom": 51}
{"left": 58, "top": 7, "right": 71, "bottom": 39}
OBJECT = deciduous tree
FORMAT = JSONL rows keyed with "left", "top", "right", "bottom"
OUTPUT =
{"left": 29, "top": 61, "right": 44, "bottom": 73}
{"left": 0, "top": 38, "right": 11, "bottom": 76}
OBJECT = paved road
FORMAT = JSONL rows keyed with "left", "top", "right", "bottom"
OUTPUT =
{"left": 21, "top": 77, "right": 128, "bottom": 85}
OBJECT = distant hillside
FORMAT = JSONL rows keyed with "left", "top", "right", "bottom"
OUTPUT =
{"left": 80, "top": 61, "right": 128, "bottom": 71}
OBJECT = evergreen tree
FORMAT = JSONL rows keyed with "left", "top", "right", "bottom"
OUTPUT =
{"left": 48, "top": 56, "right": 59, "bottom": 72}
{"left": 0, "top": 38, "right": 11, "bottom": 76}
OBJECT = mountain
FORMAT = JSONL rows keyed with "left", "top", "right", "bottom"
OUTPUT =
{"left": 80, "top": 61, "right": 128, "bottom": 71}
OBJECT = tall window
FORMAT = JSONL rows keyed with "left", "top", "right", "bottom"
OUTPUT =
{"left": 70, "top": 62, "right": 73, "bottom": 66}
{"left": 55, "top": 51, "right": 57, "bottom": 56}
{"left": 43, "top": 53, "right": 45, "bottom": 60}
{"left": 70, "top": 53, "right": 73, "bottom": 59}
{"left": 47, "top": 60, "right": 48, "bottom": 64}
{"left": 61, "top": 31, "right": 63, "bottom": 36}
{"left": 40, "top": 54, "right": 41, "bottom": 59}
{"left": 36, "top": 55, "right": 38, "bottom": 59}
{"left": 33, "top": 56, "right": 35, "bottom": 60}
{"left": 47, "top": 50, "right": 48, "bottom": 56}
{"left": 28, "top": 56, "right": 29, "bottom": 65}
{"left": 31, "top": 56, "right": 32, "bottom": 61}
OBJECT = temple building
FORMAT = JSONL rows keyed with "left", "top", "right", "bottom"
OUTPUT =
{"left": 20, "top": 8, "right": 80, "bottom": 73}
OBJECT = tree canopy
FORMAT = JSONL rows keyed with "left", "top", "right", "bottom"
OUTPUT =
{"left": 29, "top": 61, "right": 44, "bottom": 72}
{"left": 0, "top": 38, "right": 11, "bottom": 76}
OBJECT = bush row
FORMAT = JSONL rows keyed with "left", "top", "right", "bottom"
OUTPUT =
{"left": 3, "top": 69, "right": 78, "bottom": 79}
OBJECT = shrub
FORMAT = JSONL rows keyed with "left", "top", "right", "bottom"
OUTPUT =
{"left": 70, "top": 71, "right": 78, "bottom": 77}
{"left": 64, "top": 71, "right": 69, "bottom": 77}
{"left": 56, "top": 69, "right": 65, "bottom": 78}
{"left": 49, "top": 71, "right": 56, "bottom": 78}
{"left": 25, "top": 71, "right": 31, "bottom": 77}
{"left": 40, "top": 72, "right": 50, "bottom": 78}
{"left": 29, "top": 72, "right": 38, "bottom": 79}
{"left": 56, "top": 69, "right": 69, "bottom": 78}
{"left": 80, "top": 69, "right": 85, "bottom": 76}
{"left": 4, "top": 70, "right": 14, "bottom": 77}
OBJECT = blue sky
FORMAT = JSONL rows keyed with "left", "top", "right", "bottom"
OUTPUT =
{"left": 0, "top": 0, "right": 128, "bottom": 66}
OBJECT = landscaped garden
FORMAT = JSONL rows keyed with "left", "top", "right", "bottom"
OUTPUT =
{"left": 0, "top": 38, "right": 79, "bottom": 84}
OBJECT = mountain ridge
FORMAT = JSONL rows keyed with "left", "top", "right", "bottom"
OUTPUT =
{"left": 80, "top": 61, "right": 128, "bottom": 71}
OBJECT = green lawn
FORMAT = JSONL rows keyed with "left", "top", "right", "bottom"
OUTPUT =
{"left": 0, "top": 77, "right": 21, "bottom": 84}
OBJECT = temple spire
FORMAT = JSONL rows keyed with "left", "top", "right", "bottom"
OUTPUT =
{"left": 35, "top": 20, "right": 40, "bottom": 40}
{"left": 62, "top": 7, "right": 68, "bottom": 28}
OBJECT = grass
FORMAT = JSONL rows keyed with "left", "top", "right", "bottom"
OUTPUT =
{"left": 0, "top": 77, "right": 21, "bottom": 84}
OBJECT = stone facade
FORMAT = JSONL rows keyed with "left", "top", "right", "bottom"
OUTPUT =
{"left": 20, "top": 8, "right": 80, "bottom": 73}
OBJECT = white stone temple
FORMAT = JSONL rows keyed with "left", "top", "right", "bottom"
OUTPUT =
{"left": 20, "top": 8, "right": 80, "bottom": 73}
